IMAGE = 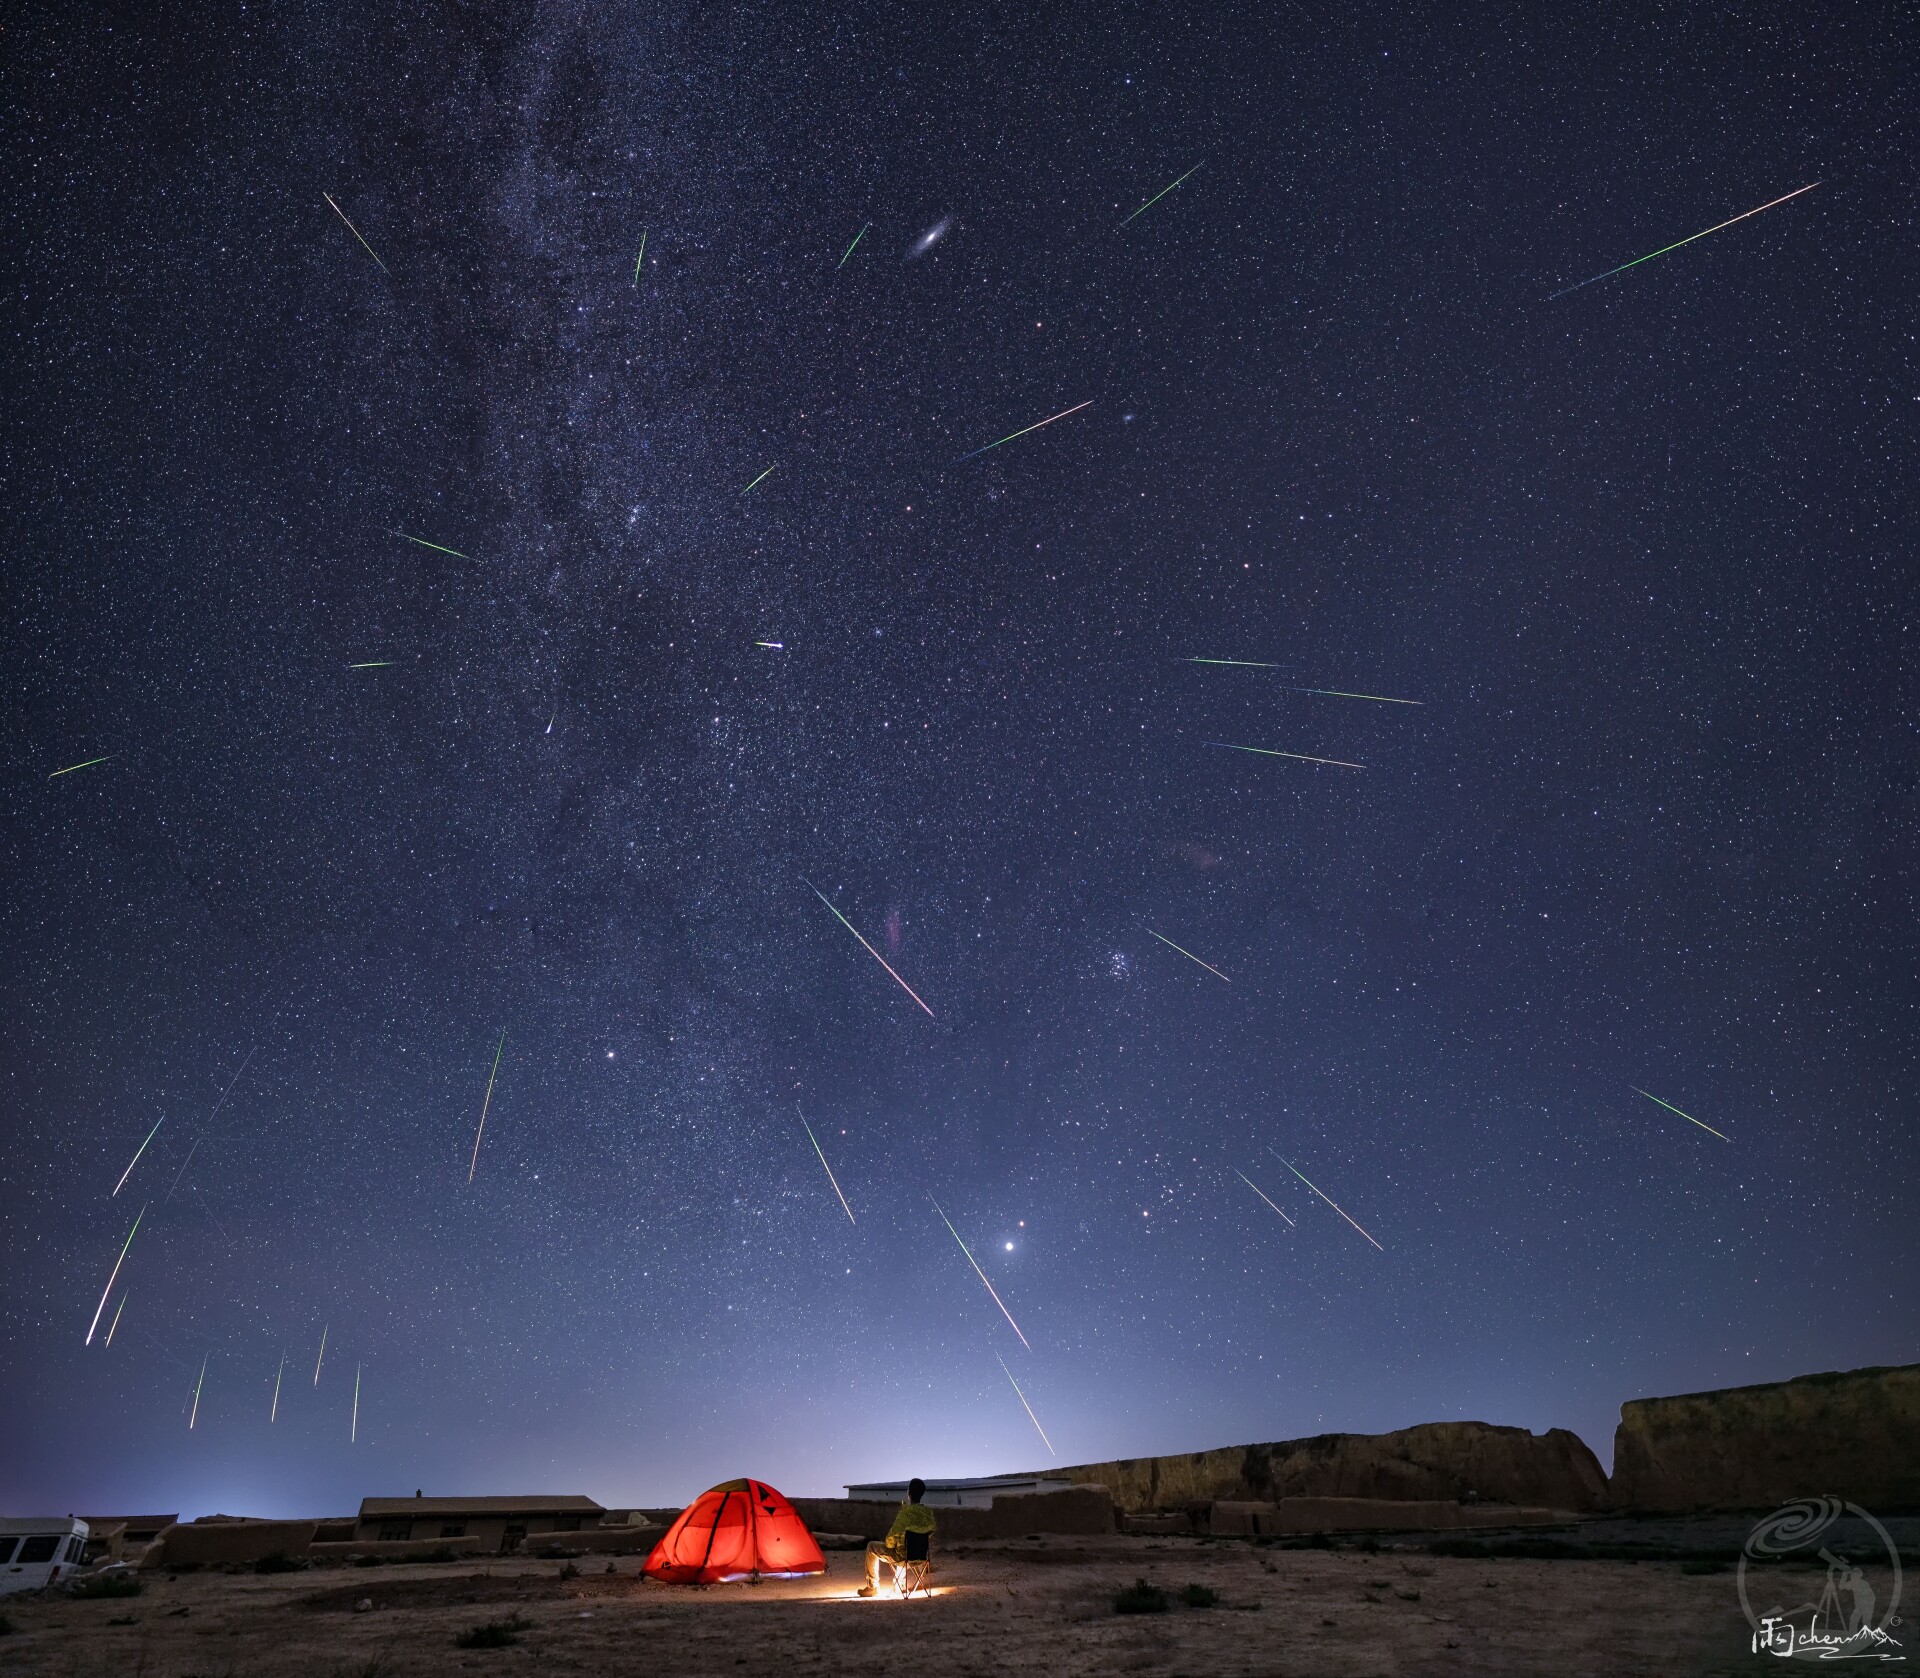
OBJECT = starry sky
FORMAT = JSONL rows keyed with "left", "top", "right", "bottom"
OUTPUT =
{"left": 4, "top": 4, "right": 1916, "bottom": 1520}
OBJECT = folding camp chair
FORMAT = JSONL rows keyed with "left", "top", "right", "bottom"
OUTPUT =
{"left": 893, "top": 1528, "right": 932, "bottom": 1598}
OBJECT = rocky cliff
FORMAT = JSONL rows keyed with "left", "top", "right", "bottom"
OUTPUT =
{"left": 1040, "top": 1420, "right": 1609, "bottom": 1513}
{"left": 1609, "top": 1362, "right": 1920, "bottom": 1512}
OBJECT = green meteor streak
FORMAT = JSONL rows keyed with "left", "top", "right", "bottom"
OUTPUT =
{"left": 999, "top": 1355, "right": 1054, "bottom": 1455}
{"left": 50, "top": 755, "right": 112, "bottom": 779}
{"left": 1549, "top": 181, "right": 1821, "bottom": 299}
{"left": 1234, "top": 1168, "right": 1296, "bottom": 1227}
{"left": 930, "top": 1196, "right": 1030, "bottom": 1349}
{"left": 632, "top": 227, "right": 647, "bottom": 286}
{"left": 797, "top": 1103, "right": 856, "bottom": 1224}
{"left": 388, "top": 529, "right": 472, "bottom": 560}
{"left": 467, "top": 1030, "right": 507, "bottom": 1184}
{"left": 347, "top": 661, "right": 393, "bottom": 669}
{"left": 1270, "top": 1150, "right": 1385, "bottom": 1251}
{"left": 953, "top": 399, "right": 1093, "bottom": 464}
{"left": 86, "top": 1204, "right": 146, "bottom": 1343}
{"left": 1186, "top": 657, "right": 1282, "bottom": 668}
{"left": 1630, "top": 1085, "right": 1731, "bottom": 1143}
{"left": 190, "top": 1354, "right": 208, "bottom": 1429}
{"left": 803, "top": 878, "right": 936, "bottom": 1016}
{"left": 742, "top": 465, "right": 776, "bottom": 494}
{"left": 1289, "top": 687, "right": 1421, "bottom": 705}
{"left": 112, "top": 1115, "right": 166, "bottom": 1196}
{"left": 322, "top": 191, "right": 389, "bottom": 274}
{"left": 837, "top": 221, "right": 870, "bottom": 267}
{"left": 1121, "top": 160, "right": 1204, "bottom": 226}
{"left": 1205, "top": 741, "right": 1365, "bottom": 769}
{"left": 106, "top": 1293, "right": 128, "bottom": 1347}
{"left": 1138, "top": 922, "right": 1230, "bottom": 983}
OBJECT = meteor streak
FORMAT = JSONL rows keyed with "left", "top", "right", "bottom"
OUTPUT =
{"left": 271, "top": 1351, "right": 285, "bottom": 1422}
{"left": 1234, "top": 1168, "right": 1296, "bottom": 1227}
{"left": 1206, "top": 741, "right": 1365, "bottom": 769}
{"left": 1185, "top": 657, "right": 1283, "bottom": 668}
{"left": 1270, "top": 1150, "right": 1384, "bottom": 1251}
{"left": 1121, "top": 161, "right": 1204, "bottom": 226}
{"left": 467, "top": 1030, "right": 507, "bottom": 1184}
{"left": 189, "top": 1354, "right": 208, "bottom": 1429}
{"left": 837, "top": 221, "right": 870, "bottom": 267}
{"left": 952, "top": 400, "right": 1093, "bottom": 465}
{"left": 313, "top": 1324, "right": 328, "bottom": 1387}
{"left": 742, "top": 465, "right": 776, "bottom": 494}
{"left": 999, "top": 1355, "right": 1054, "bottom": 1455}
{"left": 797, "top": 1104, "right": 856, "bottom": 1224}
{"left": 321, "top": 191, "right": 389, "bottom": 274}
{"left": 105, "top": 1294, "right": 127, "bottom": 1347}
{"left": 388, "top": 529, "right": 472, "bottom": 560}
{"left": 348, "top": 661, "right": 393, "bottom": 669}
{"left": 930, "top": 1197, "right": 1030, "bottom": 1349}
{"left": 1549, "top": 182, "right": 1821, "bottom": 299}
{"left": 165, "top": 1139, "right": 200, "bottom": 1202}
{"left": 1289, "top": 687, "right": 1420, "bottom": 705}
{"left": 754, "top": 640, "right": 784, "bottom": 650}
{"left": 49, "top": 755, "right": 112, "bottom": 778}
{"left": 86, "top": 1205, "right": 146, "bottom": 1343}
{"left": 113, "top": 1115, "right": 165, "bottom": 1196}
{"left": 1630, "top": 1085, "right": 1731, "bottom": 1142}
{"left": 1138, "top": 923, "right": 1230, "bottom": 983}
{"left": 803, "top": 879, "right": 935, "bottom": 1017}
{"left": 352, "top": 1363, "right": 362, "bottom": 1443}
{"left": 632, "top": 228, "right": 647, "bottom": 286}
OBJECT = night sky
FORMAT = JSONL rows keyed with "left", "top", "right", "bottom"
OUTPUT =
{"left": 5, "top": 5, "right": 1916, "bottom": 1521}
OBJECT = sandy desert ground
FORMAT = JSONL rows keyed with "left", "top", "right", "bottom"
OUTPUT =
{"left": 0, "top": 1533, "right": 1826, "bottom": 1678}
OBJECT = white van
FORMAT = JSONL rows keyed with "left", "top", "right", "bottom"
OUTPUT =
{"left": 0, "top": 1518, "right": 90, "bottom": 1595}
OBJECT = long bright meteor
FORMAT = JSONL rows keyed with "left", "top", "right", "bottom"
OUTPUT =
{"left": 49, "top": 755, "right": 112, "bottom": 779}
{"left": 321, "top": 191, "right": 389, "bottom": 274}
{"left": 1186, "top": 657, "right": 1283, "bottom": 668}
{"left": 953, "top": 400, "right": 1093, "bottom": 465}
{"left": 1270, "top": 1149, "right": 1384, "bottom": 1250}
{"left": 1549, "top": 181, "right": 1821, "bottom": 299}
{"left": 931, "top": 1197, "right": 1030, "bottom": 1349}
{"left": 86, "top": 1204, "right": 146, "bottom": 1343}
{"left": 837, "top": 221, "right": 870, "bottom": 267}
{"left": 1630, "top": 1085, "right": 1731, "bottom": 1142}
{"left": 1206, "top": 741, "right": 1365, "bottom": 769}
{"left": 347, "top": 661, "right": 393, "bottom": 669}
{"left": 742, "top": 465, "right": 776, "bottom": 494}
{"left": 313, "top": 1324, "right": 328, "bottom": 1387}
{"left": 1121, "top": 161, "right": 1203, "bottom": 226}
{"left": 1289, "top": 687, "right": 1421, "bottom": 705}
{"left": 352, "top": 1363, "right": 362, "bottom": 1443}
{"left": 387, "top": 529, "right": 472, "bottom": 560}
{"left": 803, "top": 879, "right": 935, "bottom": 1017}
{"left": 632, "top": 228, "right": 647, "bottom": 286}
{"left": 190, "top": 1354, "right": 208, "bottom": 1429}
{"left": 1234, "top": 1168, "right": 1296, "bottom": 1227}
{"left": 105, "top": 1294, "right": 128, "bottom": 1347}
{"left": 112, "top": 1116, "right": 165, "bottom": 1196}
{"left": 797, "top": 1104, "right": 856, "bottom": 1224}
{"left": 467, "top": 1030, "right": 507, "bottom": 1184}
{"left": 999, "top": 1355, "right": 1054, "bottom": 1455}
{"left": 1138, "top": 923, "right": 1230, "bottom": 983}
{"left": 271, "top": 1351, "right": 286, "bottom": 1422}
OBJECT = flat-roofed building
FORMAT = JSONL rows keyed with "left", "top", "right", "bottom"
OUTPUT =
{"left": 354, "top": 1495, "right": 604, "bottom": 1553}
{"left": 843, "top": 1474, "right": 1077, "bottom": 1509}
{"left": 76, "top": 1515, "right": 178, "bottom": 1561}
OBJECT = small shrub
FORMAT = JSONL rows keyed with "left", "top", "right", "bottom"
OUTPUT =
{"left": 425, "top": 1546, "right": 459, "bottom": 1564}
{"left": 1113, "top": 1579, "right": 1168, "bottom": 1615}
{"left": 0, "top": 1612, "right": 13, "bottom": 1636}
{"left": 254, "top": 1552, "right": 306, "bottom": 1574}
{"left": 70, "top": 1572, "right": 143, "bottom": 1600}
{"left": 1682, "top": 1558, "right": 1730, "bottom": 1575}
{"left": 353, "top": 1554, "right": 386, "bottom": 1568}
{"left": 1181, "top": 1583, "right": 1219, "bottom": 1608}
{"left": 455, "top": 1613, "right": 528, "bottom": 1649}
{"left": 557, "top": 1561, "right": 579, "bottom": 1580}
{"left": 536, "top": 1544, "right": 571, "bottom": 1560}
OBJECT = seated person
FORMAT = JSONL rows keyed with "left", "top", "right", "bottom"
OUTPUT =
{"left": 859, "top": 1478, "right": 936, "bottom": 1596}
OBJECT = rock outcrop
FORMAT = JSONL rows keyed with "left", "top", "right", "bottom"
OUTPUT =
{"left": 1609, "top": 1362, "right": 1920, "bottom": 1512}
{"left": 1042, "top": 1420, "right": 1609, "bottom": 1514}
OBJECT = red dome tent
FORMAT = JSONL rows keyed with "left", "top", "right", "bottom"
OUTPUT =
{"left": 642, "top": 1479, "right": 826, "bottom": 1584}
